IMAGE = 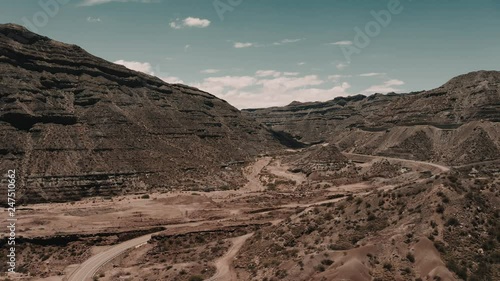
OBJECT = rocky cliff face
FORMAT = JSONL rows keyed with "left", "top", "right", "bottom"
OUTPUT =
{"left": 244, "top": 71, "right": 500, "bottom": 165}
{"left": 0, "top": 24, "right": 282, "bottom": 203}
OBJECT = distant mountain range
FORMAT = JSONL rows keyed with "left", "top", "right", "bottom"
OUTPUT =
{"left": 244, "top": 70, "right": 500, "bottom": 165}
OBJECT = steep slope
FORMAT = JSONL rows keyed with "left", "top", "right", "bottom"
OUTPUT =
{"left": 244, "top": 71, "right": 500, "bottom": 165}
{"left": 0, "top": 24, "right": 281, "bottom": 203}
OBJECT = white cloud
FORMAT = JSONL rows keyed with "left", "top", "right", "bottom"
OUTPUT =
{"left": 234, "top": 42, "right": 254, "bottom": 48}
{"left": 336, "top": 62, "right": 349, "bottom": 70}
{"left": 231, "top": 39, "right": 302, "bottom": 49}
{"left": 183, "top": 17, "right": 210, "bottom": 28}
{"left": 201, "top": 69, "right": 221, "bottom": 74}
{"left": 113, "top": 59, "right": 352, "bottom": 108}
{"left": 184, "top": 44, "right": 191, "bottom": 51}
{"left": 194, "top": 73, "right": 348, "bottom": 109}
{"left": 114, "top": 60, "right": 154, "bottom": 75}
{"left": 255, "top": 70, "right": 281, "bottom": 78}
{"left": 386, "top": 79, "right": 405, "bottom": 86}
{"left": 273, "top": 38, "right": 304, "bottom": 46}
{"left": 361, "top": 79, "right": 405, "bottom": 95}
{"left": 199, "top": 76, "right": 257, "bottom": 91}
{"left": 329, "top": 40, "right": 353, "bottom": 46}
{"left": 86, "top": 16, "right": 101, "bottom": 22}
{"left": 217, "top": 81, "right": 350, "bottom": 109}
{"left": 359, "top": 72, "right": 386, "bottom": 77}
{"left": 257, "top": 75, "right": 324, "bottom": 91}
{"left": 169, "top": 22, "right": 181, "bottom": 29}
{"left": 170, "top": 17, "right": 211, "bottom": 29}
{"left": 114, "top": 59, "right": 184, "bottom": 84}
{"left": 328, "top": 74, "right": 352, "bottom": 82}
{"left": 297, "top": 62, "right": 306, "bottom": 66}
{"left": 160, "top": 76, "right": 184, "bottom": 84}
{"left": 79, "top": 0, "right": 156, "bottom": 7}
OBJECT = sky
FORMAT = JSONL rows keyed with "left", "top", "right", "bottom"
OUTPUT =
{"left": 1, "top": 0, "right": 499, "bottom": 109}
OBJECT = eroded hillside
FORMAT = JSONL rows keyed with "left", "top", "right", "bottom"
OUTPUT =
{"left": 0, "top": 24, "right": 283, "bottom": 203}
{"left": 243, "top": 71, "right": 500, "bottom": 165}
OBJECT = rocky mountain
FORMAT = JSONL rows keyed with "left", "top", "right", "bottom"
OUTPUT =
{"left": 0, "top": 24, "right": 283, "bottom": 203}
{"left": 284, "top": 144, "right": 349, "bottom": 176}
{"left": 244, "top": 71, "right": 500, "bottom": 165}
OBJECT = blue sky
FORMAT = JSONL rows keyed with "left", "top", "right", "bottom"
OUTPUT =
{"left": 1, "top": 0, "right": 499, "bottom": 108}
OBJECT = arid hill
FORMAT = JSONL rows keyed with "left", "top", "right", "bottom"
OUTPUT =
{"left": 0, "top": 24, "right": 283, "bottom": 204}
{"left": 243, "top": 71, "right": 500, "bottom": 165}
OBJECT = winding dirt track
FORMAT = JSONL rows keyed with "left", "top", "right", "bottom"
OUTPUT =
{"left": 206, "top": 233, "right": 254, "bottom": 281}
{"left": 242, "top": 157, "right": 272, "bottom": 192}
{"left": 67, "top": 234, "right": 152, "bottom": 281}
{"left": 66, "top": 222, "right": 205, "bottom": 281}
{"left": 344, "top": 153, "right": 450, "bottom": 173}
{"left": 66, "top": 158, "right": 272, "bottom": 281}
{"left": 265, "top": 159, "right": 306, "bottom": 184}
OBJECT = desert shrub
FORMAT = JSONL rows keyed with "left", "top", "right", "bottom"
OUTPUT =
{"left": 433, "top": 241, "right": 446, "bottom": 253}
{"left": 446, "top": 260, "right": 467, "bottom": 280}
{"left": 327, "top": 194, "right": 345, "bottom": 200}
{"left": 275, "top": 269, "right": 288, "bottom": 278}
{"left": 321, "top": 259, "right": 334, "bottom": 266}
{"left": 406, "top": 253, "right": 415, "bottom": 263}
{"left": 445, "top": 217, "right": 459, "bottom": 226}
{"left": 355, "top": 198, "right": 363, "bottom": 205}
{"left": 383, "top": 262, "right": 393, "bottom": 271}
{"left": 448, "top": 175, "right": 458, "bottom": 183}
{"left": 315, "top": 264, "right": 326, "bottom": 272}
{"left": 436, "top": 204, "right": 445, "bottom": 214}
{"left": 367, "top": 213, "right": 377, "bottom": 221}
{"left": 402, "top": 267, "right": 412, "bottom": 274}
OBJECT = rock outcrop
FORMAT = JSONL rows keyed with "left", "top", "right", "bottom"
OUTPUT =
{"left": 288, "top": 144, "right": 348, "bottom": 175}
{"left": 0, "top": 24, "right": 282, "bottom": 203}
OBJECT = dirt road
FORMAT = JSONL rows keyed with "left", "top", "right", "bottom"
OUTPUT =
{"left": 66, "top": 221, "right": 206, "bottom": 281}
{"left": 207, "top": 233, "right": 254, "bottom": 281}
{"left": 67, "top": 234, "right": 152, "bottom": 281}
{"left": 242, "top": 157, "right": 272, "bottom": 192}
{"left": 265, "top": 158, "right": 306, "bottom": 184}
{"left": 344, "top": 153, "right": 450, "bottom": 173}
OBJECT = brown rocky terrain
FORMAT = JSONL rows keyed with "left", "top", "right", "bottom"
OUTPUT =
{"left": 0, "top": 23, "right": 285, "bottom": 204}
{"left": 243, "top": 71, "right": 500, "bottom": 165}
{"left": 233, "top": 161, "right": 500, "bottom": 281}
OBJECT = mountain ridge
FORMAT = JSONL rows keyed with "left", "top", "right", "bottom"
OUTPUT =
{"left": 243, "top": 70, "right": 500, "bottom": 165}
